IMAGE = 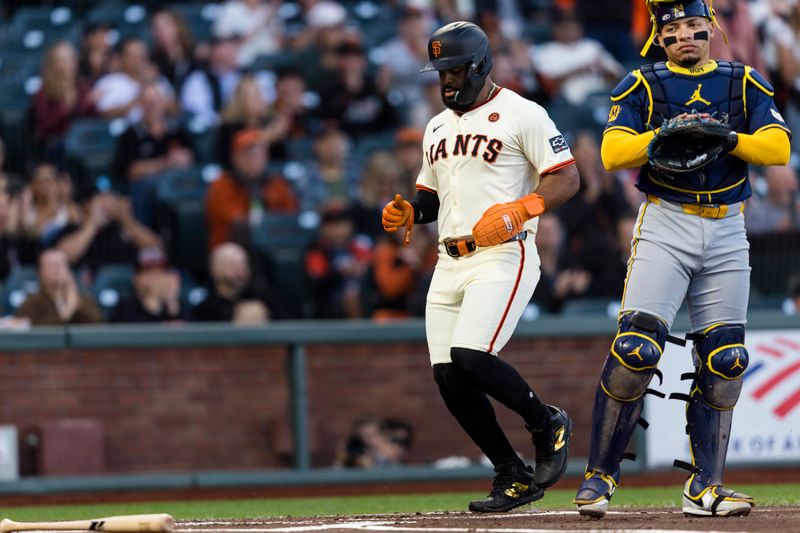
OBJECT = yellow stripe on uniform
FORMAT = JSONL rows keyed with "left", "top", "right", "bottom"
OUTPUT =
{"left": 610, "top": 70, "right": 644, "bottom": 102}
{"left": 619, "top": 199, "right": 651, "bottom": 315}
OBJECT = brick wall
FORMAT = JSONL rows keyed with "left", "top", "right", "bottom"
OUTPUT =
{"left": 0, "top": 336, "right": 611, "bottom": 473}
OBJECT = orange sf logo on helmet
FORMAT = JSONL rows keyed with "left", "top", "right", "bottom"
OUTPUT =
{"left": 431, "top": 40, "right": 442, "bottom": 57}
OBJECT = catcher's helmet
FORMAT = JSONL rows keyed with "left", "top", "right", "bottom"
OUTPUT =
{"left": 640, "top": 0, "right": 725, "bottom": 57}
{"left": 652, "top": 0, "right": 711, "bottom": 29}
{"left": 420, "top": 21, "right": 493, "bottom": 108}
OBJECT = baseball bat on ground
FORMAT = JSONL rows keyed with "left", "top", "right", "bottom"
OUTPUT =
{"left": 0, "top": 513, "right": 174, "bottom": 532}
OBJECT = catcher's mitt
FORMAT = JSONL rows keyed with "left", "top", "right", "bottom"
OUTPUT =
{"left": 647, "top": 115, "right": 737, "bottom": 173}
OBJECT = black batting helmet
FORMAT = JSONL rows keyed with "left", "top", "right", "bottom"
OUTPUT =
{"left": 420, "top": 21, "right": 493, "bottom": 108}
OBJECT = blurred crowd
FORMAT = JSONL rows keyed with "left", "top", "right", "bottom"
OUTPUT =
{"left": 0, "top": 0, "right": 798, "bottom": 326}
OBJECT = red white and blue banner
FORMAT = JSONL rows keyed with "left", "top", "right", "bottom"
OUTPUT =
{"left": 645, "top": 329, "right": 800, "bottom": 468}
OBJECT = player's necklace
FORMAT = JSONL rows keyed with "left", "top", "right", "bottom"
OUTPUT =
{"left": 486, "top": 83, "right": 498, "bottom": 101}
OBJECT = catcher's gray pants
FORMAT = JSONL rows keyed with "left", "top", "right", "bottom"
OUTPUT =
{"left": 620, "top": 196, "right": 749, "bottom": 331}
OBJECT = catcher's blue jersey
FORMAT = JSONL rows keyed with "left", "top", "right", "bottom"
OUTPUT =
{"left": 606, "top": 60, "right": 790, "bottom": 204}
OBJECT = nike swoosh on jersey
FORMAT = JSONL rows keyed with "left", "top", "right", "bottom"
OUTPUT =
{"left": 433, "top": 124, "right": 444, "bottom": 133}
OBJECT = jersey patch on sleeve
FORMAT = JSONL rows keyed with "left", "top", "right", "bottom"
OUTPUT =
{"left": 770, "top": 108, "right": 786, "bottom": 123}
{"left": 548, "top": 135, "right": 568, "bottom": 154}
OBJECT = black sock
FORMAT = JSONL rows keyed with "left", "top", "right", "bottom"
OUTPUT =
{"left": 451, "top": 347, "right": 550, "bottom": 430}
{"left": 433, "top": 363, "right": 522, "bottom": 468}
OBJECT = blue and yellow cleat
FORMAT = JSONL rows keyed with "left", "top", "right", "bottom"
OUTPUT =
{"left": 469, "top": 464, "right": 544, "bottom": 513}
{"left": 574, "top": 470, "right": 619, "bottom": 519}
{"left": 682, "top": 479, "right": 754, "bottom": 517}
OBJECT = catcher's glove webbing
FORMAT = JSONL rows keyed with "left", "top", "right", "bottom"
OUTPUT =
{"left": 647, "top": 115, "right": 737, "bottom": 173}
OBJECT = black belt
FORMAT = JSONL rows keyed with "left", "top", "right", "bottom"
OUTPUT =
{"left": 443, "top": 231, "right": 528, "bottom": 258}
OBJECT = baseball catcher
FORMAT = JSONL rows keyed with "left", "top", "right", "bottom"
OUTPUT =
{"left": 573, "top": 0, "right": 791, "bottom": 520}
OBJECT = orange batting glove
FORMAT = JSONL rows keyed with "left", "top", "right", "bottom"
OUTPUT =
{"left": 472, "top": 193, "right": 545, "bottom": 247}
{"left": 382, "top": 193, "right": 414, "bottom": 245}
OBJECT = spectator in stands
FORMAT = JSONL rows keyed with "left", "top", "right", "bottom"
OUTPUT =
{"left": 216, "top": 73, "right": 291, "bottom": 170}
{"left": 0, "top": 184, "right": 16, "bottom": 282}
{"left": 334, "top": 415, "right": 414, "bottom": 468}
{"left": 303, "top": 202, "right": 372, "bottom": 318}
{"left": 349, "top": 128, "right": 423, "bottom": 239}
{"left": 746, "top": 165, "right": 800, "bottom": 234}
{"left": 574, "top": 0, "right": 637, "bottom": 64}
{"left": 31, "top": 41, "right": 98, "bottom": 163}
{"left": 369, "top": 224, "right": 437, "bottom": 321}
{"left": 213, "top": 0, "right": 284, "bottom": 67}
{"left": 710, "top": 0, "right": 766, "bottom": 72}
{"left": 15, "top": 249, "right": 103, "bottom": 325}
{"left": 530, "top": 12, "right": 625, "bottom": 105}
{"left": 110, "top": 246, "right": 188, "bottom": 323}
{"left": 556, "top": 131, "right": 633, "bottom": 293}
{"left": 296, "top": 125, "right": 358, "bottom": 211}
{"left": 150, "top": 8, "right": 197, "bottom": 93}
{"left": 394, "top": 127, "right": 424, "bottom": 190}
{"left": 374, "top": 6, "right": 436, "bottom": 105}
{"left": 268, "top": 66, "right": 319, "bottom": 159}
{"left": 55, "top": 191, "right": 163, "bottom": 277}
{"left": 180, "top": 34, "right": 246, "bottom": 126}
{"left": 79, "top": 22, "right": 113, "bottom": 84}
{"left": 206, "top": 128, "right": 298, "bottom": 250}
{"left": 193, "top": 241, "right": 286, "bottom": 322}
{"left": 14, "top": 163, "right": 82, "bottom": 256}
{"left": 784, "top": 274, "right": 800, "bottom": 314}
{"left": 408, "top": 75, "right": 446, "bottom": 130}
{"left": 762, "top": 0, "right": 800, "bottom": 147}
{"left": 350, "top": 150, "right": 405, "bottom": 239}
{"left": 316, "top": 37, "right": 401, "bottom": 138}
{"left": 530, "top": 213, "right": 592, "bottom": 314}
{"left": 113, "top": 82, "right": 196, "bottom": 227}
{"left": 291, "top": 1, "right": 351, "bottom": 95}
{"left": 0, "top": 137, "right": 17, "bottom": 192}
{"left": 588, "top": 212, "right": 638, "bottom": 301}
{"left": 94, "top": 37, "right": 175, "bottom": 122}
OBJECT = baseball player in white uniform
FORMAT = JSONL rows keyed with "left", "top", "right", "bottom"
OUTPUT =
{"left": 382, "top": 22, "right": 580, "bottom": 513}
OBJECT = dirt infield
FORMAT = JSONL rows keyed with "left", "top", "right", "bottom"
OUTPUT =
{"left": 176, "top": 507, "right": 800, "bottom": 533}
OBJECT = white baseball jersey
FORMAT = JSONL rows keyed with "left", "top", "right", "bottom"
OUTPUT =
{"left": 416, "top": 87, "right": 575, "bottom": 241}
{"left": 418, "top": 87, "right": 576, "bottom": 365}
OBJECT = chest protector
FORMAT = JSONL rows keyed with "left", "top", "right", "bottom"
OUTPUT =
{"left": 639, "top": 61, "right": 746, "bottom": 131}
{"left": 636, "top": 61, "right": 750, "bottom": 201}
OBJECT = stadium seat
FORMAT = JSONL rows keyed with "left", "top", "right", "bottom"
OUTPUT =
{"left": 251, "top": 213, "right": 319, "bottom": 318}
{"left": 0, "top": 80, "right": 34, "bottom": 176}
{"left": 92, "top": 263, "right": 135, "bottom": 318}
{"left": 180, "top": 114, "right": 217, "bottom": 166}
{"left": 0, "top": 50, "right": 42, "bottom": 82}
{"left": 63, "top": 118, "right": 123, "bottom": 193}
{"left": 749, "top": 229, "right": 800, "bottom": 296}
{"left": 169, "top": 3, "right": 218, "bottom": 43}
{"left": 2, "top": 266, "right": 39, "bottom": 313}
{"left": 154, "top": 167, "right": 209, "bottom": 281}
{"left": 249, "top": 52, "right": 296, "bottom": 73}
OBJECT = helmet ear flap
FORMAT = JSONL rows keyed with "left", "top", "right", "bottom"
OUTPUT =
{"left": 473, "top": 57, "right": 485, "bottom": 76}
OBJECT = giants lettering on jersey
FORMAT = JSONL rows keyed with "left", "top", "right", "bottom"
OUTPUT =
{"left": 426, "top": 134, "right": 504, "bottom": 165}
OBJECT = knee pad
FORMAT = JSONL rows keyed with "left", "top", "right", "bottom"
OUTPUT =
{"left": 601, "top": 312, "right": 668, "bottom": 401}
{"left": 693, "top": 324, "right": 748, "bottom": 409}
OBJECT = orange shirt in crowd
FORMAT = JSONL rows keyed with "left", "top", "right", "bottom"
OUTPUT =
{"left": 206, "top": 171, "right": 298, "bottom": 249}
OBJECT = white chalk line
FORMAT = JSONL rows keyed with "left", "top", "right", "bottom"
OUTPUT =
{"left": 175, "top": 525, "right": 751, "bottom": 533}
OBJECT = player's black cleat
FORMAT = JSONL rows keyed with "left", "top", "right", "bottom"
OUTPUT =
{"left": 468, "top": 464, "right": 544, "bottom": 513}
{"left": 527, "top": 405, "right": 572, "bottom": 488}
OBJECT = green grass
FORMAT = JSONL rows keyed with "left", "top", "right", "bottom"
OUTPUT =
{"left": 2, "top": 483, "right": 798, "bottom": 521}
